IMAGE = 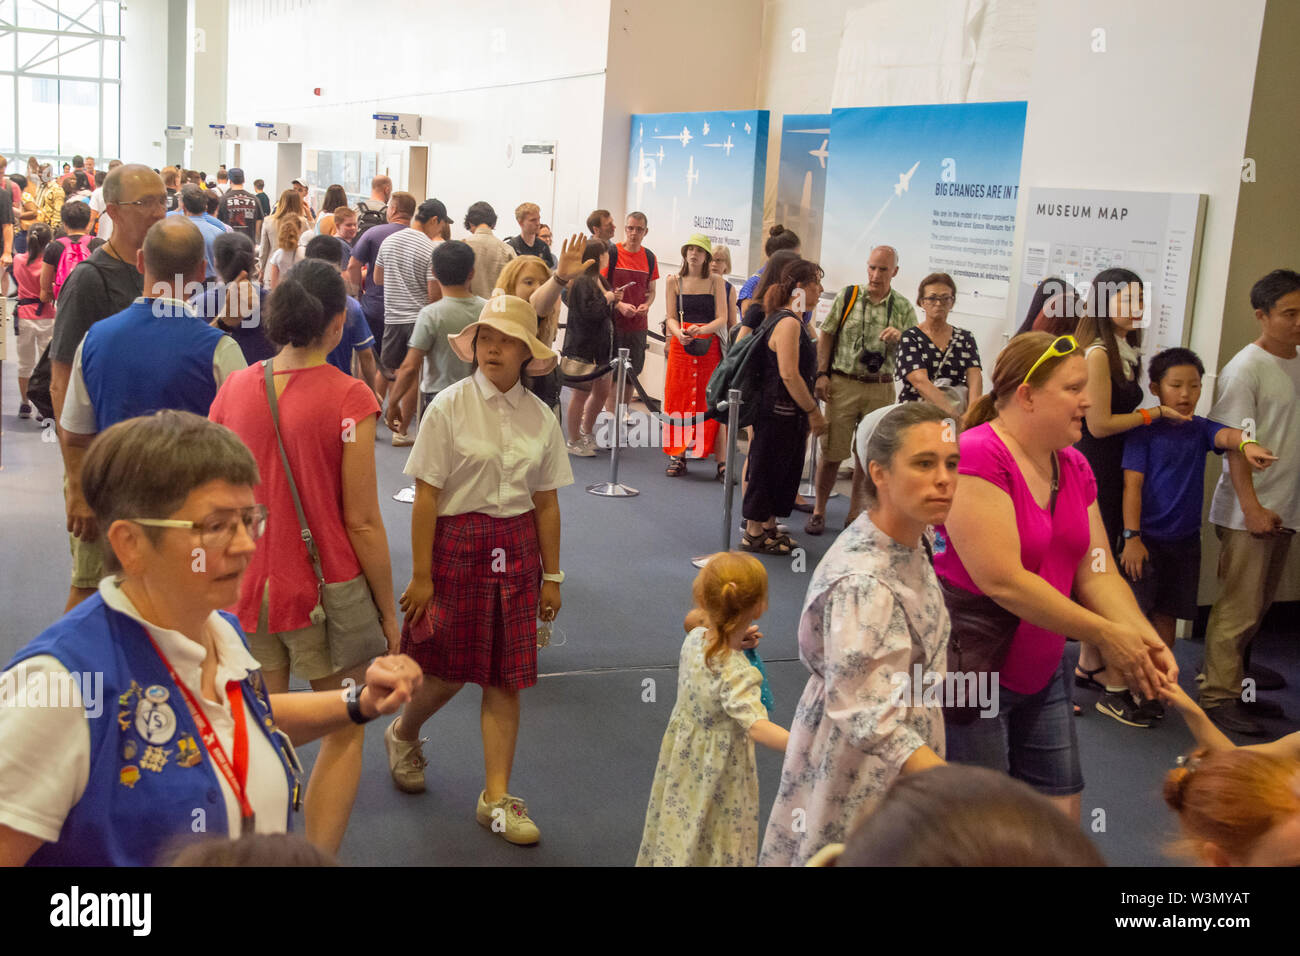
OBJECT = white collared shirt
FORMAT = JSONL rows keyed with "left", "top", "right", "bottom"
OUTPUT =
{"left": 0, "top": 579, "right": 288, "bottom": 846}
{"left": 404, "top": 368, "right": 573, "bottom": 517}
{"left": 60, "top": 296, "right": 247, "bottom": 435}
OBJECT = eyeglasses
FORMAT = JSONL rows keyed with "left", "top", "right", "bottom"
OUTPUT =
{"left": 127, "top": 505, "right": 268, "bottom": 550}
{"left": 921, "top": 295, "right": 955, "bottom": 305}
{"left": 114, "top": 194, "right": 168, "bottom": 210}
{"left": 1022, "top": 335, "right": 1078, "bottom": 386}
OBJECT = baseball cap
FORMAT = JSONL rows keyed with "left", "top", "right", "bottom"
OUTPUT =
{"left": 416, "top": 198, "right": 450, "bottom": 223}
{"left": 228, "top": 167, "right": 245, "bottom": 184}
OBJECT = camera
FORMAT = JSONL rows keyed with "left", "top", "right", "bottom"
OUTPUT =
{"left": 859, "top": 348, "right": 886, "bottom": 373}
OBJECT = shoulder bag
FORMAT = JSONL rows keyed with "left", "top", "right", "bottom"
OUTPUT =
{"left": 263, "top": 360, "right": 386, "bottom": 670}
{"left": 939, "top": 451, "right": 1058, "bottom": 725}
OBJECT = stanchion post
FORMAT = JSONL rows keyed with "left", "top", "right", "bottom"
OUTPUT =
{"left": 693, "top": 388, "right": 742, "bottom": 568}
{"left": 799, "top": 402, "right": 838, "bottom": 500}
{"left": 587, "top": 349, "right": 639, "bottom": 497}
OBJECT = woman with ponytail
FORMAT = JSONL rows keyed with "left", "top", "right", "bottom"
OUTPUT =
{"left": 209, "top": 259, "right": 398, "bottom": 855}
{"left": 638, "top": 551, "right": 788, "bottom": 866}
{"left": 934, "top": 332, "right": 1177, "bottom": 818}
{"left": 13, "top": 222, "right": 54, "bottom": 417}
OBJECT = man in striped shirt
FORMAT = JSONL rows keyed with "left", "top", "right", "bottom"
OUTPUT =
{"left": 374, "top": 198, "right": 450, "bottom": 445}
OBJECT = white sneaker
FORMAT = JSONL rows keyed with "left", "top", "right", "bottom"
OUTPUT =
{"left": 385, "top": 719, "right": 428, "bottom": 794}
{"left": 579, "top": 432, "right": 599, "bottom": 455}
{"left": 567, "top": 436, "right": 596, "bottom": 457}
{"left": 476, "top": 791, "right": 540, "bottom": 845}
{"left": 392, "top": 432, "right": 415, "bottom": 447}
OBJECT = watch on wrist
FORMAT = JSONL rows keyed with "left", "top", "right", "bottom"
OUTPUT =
{"left": 1121, "top": 529, "right": 1141, "bottom": 540}
{"left": 816, "top": 371, "right": 830, "bottom": 380}
{"left": 541, "top": 570, "right": 565, "bottom": 584}
{"left": 346, "top": 684, "right": 376, "bottom": 725}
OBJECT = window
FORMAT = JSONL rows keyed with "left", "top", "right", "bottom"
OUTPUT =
{"left": 0, "top": 0, "right": 124, "bottom": 165}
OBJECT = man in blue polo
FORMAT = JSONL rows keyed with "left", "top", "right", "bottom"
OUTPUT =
{"left": 59, "top": 217, "right": 246, "bottom": 451}
{"left": 172, "top": 183, "right": 226, "bottom": 281}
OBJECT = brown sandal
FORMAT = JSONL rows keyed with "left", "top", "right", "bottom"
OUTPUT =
{"left": 665, "top": 455, "right": 688, "bottom": 477}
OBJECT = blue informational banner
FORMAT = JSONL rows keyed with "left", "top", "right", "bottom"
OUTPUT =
{"left": 820, "top": 101, "right": 1028, "bottom": 319}
{"left": 626, "top": 110, "right": 769, "bottom": 276}
{"left": 774, "top": 114, "right": 831, "bottom": 266}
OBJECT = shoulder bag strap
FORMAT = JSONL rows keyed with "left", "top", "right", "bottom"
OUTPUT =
{"left": 827, "top": 284, "right": 860, "bottom": 368}
{"left": 262, "top": 360, "right": 328, "bottom": 605}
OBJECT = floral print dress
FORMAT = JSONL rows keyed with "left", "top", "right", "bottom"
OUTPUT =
{"left": 759, "top": 516, "right": 949, "bottom": 867}
{"left": 637, "top": 627, "right": 768, "bottom": 866}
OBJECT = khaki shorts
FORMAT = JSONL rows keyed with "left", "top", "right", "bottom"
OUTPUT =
{"left": 247, "top": 582, "right": 339, "bottom": 682}
{"left": 820, "top": 376, "right": 896, "bottom": 462}
{"left": 69, "top": 532, "right": 106, "bottom": 590}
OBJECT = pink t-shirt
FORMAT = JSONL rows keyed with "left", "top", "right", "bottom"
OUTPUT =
{"left": 12, "top": 251, "right": 52, "bottom": 320}
{"left": 934, "top": 422, "right": 1097, "bottom": 694}
{"left": 210, "top": 363, "right": 381, "bottom": 633}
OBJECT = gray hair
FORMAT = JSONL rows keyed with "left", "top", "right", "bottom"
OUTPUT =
{"left": 81, "top": 411, "right": 260, "bottom": 573}
{"left": 860, "top": 402, "right": 955, "bottom": 504}
{"left": 869, "top": 244, "right": 899, "bottom": 268}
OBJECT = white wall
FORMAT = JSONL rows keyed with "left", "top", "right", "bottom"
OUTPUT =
{"left": 1010, "top": 0, "right": 1266, "bottom": 392}
{"left": 119, "top": 0, "right": 171, "bottom": 168}
{"left": 222, "top": 0, "right": 611, "bottom": 237}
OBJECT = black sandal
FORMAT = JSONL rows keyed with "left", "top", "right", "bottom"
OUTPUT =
{"left": 665, "top": 455, "right": 688, "bottom": 477}
{"left": 761, "top": 530, "right": 798, "bottom": 555}
{"left": 1074, "top": 665, "right": 1105, "bottom": 692}
{"left": 739, "top": 529, "right": 767, "bottom": 552}
{"left": 716, "top": 462, "right": 726, "bottom": 482}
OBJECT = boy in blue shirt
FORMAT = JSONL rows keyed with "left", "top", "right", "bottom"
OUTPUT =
{"left": 1119, "top": 348, "right": 1276, "bottom": 697}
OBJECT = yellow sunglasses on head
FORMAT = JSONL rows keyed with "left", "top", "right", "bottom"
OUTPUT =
{"left": 1022, "top": 334, "right": 1078, "bottom": 386}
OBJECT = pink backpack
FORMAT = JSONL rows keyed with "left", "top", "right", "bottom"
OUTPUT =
{"left": 52, "top": 235, "right": 94, "bottom": 302}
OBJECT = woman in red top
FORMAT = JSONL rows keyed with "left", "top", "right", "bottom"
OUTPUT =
{"left": 13, "top": 222, "right": 55, "bottom": 419}
{"left": 209, "top": 258, "right": 398, "bottom": 854}
{"left": 662, "top": 234, "right": 728, "bottom": 478}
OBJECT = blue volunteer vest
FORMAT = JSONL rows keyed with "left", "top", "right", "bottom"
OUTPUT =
{"left": 9, "top": 593, "right": 298, "bottom": 866}
{"left": 80, "top": 299, "right": 228, "bottom": 432}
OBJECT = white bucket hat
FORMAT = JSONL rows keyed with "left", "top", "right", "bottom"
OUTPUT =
{"left": 448, "top": 294, "right": 558, "bottom": 376}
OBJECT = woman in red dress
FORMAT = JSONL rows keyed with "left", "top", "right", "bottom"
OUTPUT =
{"left": 663, "top": 234, "right": 729, "bottom": 478}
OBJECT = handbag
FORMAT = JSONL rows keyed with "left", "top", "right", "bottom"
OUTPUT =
{"left": 938, "top": 451, "right": 1058, "bottom": 725}
{"left": 263, "top": 360, "right": 386, "bottom": 670}
{"left": 678, "top": 284, "right": 713, "bottom": 357}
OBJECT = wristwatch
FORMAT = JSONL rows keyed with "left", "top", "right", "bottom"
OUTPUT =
{"left": 541, "top": 570, "right": 565, "bottom": 584}
{"left": 346, "top": 684, "right": 376, "bottom": 725}
{"left": 815, "top": 371, "right": 831, "bottom": 380}
{"left": 1122, "top": 529, "right": 1141, "bottom": 540}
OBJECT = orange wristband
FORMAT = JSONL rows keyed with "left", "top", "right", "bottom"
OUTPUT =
{"left": 1139, "top": 408, "right": 1153, "bottom": 426}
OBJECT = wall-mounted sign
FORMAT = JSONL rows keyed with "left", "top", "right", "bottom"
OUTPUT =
{"left": 373, "top": 112, "right": 421, "bottom": 140}
{"left": 209, "top": 124, "right": 240, "bottom": 140}
{"left": 255, "top": 122, "right": 291, "bottom": 141}
{"left": 165, "top": 125, "right": 193, "bottom": 139}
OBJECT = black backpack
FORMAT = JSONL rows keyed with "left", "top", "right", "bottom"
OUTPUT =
{"left": 355, "top": 200, "right": 387, "bottom": 237}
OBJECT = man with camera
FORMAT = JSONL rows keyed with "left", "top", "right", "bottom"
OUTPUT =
{"left": 807, "top": 244, "right": 916, "bottom": 534}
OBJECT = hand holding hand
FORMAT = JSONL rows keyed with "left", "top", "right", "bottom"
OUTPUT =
{"left": 359, "top": 654, "right": 424, "bottom": 718}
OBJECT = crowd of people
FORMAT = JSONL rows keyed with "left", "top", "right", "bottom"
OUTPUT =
{"left": 0, "top": 154, "right": 1297, "bottom": 868}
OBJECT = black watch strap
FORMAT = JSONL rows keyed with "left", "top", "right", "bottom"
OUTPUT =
{"left": 1122, "top": 529, "right": 1141, "bottom": 540}
{"left": 346, "top": 684, "right": 375, "bottom": 724}
{"left": 816, "top": 371, "right": 831, "bottom": 380}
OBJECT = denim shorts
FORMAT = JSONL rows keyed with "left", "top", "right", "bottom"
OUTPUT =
{"left": 944, "top": 657, "right": 1084, "bottom": 796}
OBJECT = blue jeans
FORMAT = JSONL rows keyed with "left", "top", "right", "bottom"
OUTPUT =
{"left": 944, "top": 658, "right": 1084, "bottom": 796}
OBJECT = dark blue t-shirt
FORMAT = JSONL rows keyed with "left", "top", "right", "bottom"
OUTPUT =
{"left": 327, "top": 296, "right": 376, "bottom": 374}
{"left": 349, "top": 223, "right": 405, "bottom": 323}
{"left": 1122, "top": 416, "right": 1225, "bottom": 541}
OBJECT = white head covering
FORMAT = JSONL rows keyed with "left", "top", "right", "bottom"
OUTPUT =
{"left": 855, "top": 403, "right": 908, "bottom": 470}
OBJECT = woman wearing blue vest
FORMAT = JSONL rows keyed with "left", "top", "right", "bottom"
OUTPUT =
{"left": 0, "top": 411, "right": 423, "bottom": 866}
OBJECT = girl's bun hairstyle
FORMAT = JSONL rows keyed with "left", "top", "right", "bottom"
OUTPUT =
{"left": 264, "top": 259, "right": 346, "bottom": 348}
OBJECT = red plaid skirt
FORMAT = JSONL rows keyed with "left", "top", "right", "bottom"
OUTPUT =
{"left": 400, "top": 511, "right": 541, "bottom": 689}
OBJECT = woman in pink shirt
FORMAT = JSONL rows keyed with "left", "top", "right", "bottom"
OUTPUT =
{"left": 13, "top": 222, "right": 55, "bottom": 419}
{"left": 934, "top": 332, "right": 1178, "bottom": 820}
{"left": 210, "top": 258, "right": 398, "bottom": 855}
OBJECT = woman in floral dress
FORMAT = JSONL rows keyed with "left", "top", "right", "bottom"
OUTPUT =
{"left": 760, "top": 402, "right": 958, "bottom": 866}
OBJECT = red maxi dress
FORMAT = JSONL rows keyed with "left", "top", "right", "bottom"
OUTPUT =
{"left": 662, "top": 291, "right": 722, "bottom": 458}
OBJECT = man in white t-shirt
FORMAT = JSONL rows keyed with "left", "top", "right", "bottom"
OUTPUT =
{"left": 374, "top": 198, "right": 450, "bottom": 444}
{"left": 1200, "top": 269, "right": 1300, "bottom": 735}
{"left": 89, "top": 159, "right": 123, "bottom": 241}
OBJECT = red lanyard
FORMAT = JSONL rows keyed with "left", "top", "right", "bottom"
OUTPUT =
{"left": 142, "top": 629, "right": 255, "bottom": 834}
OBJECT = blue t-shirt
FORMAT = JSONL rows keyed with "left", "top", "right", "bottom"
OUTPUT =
{"left": 349, "top": 222, "right": 406, "bottom": 323}
{"left": 326, "top": 296, "right": 376, "bottom": 374}
{"left": 1122, "top": 416, "right": 1225, "bottom": 541}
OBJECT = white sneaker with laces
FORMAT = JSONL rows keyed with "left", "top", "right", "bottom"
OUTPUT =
{"left": 385, "top": 719, "right": 429, "bottom": 793}
{"left": 476, "top": 791, "right": 541, "bottom": 844}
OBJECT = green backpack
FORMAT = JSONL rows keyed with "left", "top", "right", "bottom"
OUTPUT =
{"left": 705, "top": 310, "right": 790, "bottom": 428}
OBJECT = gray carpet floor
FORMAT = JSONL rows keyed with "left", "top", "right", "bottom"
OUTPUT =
{"left": 2, "top": 323, "right": 1296, "bottom": 866}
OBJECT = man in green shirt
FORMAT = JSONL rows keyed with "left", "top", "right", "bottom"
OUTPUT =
{"left": 808, "top": 244, "right": 917, "bottom": 534}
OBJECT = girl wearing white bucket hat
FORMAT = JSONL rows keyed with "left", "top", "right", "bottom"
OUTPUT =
{"left": 385, "top": 294, "right": 573, "bottom": 846}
